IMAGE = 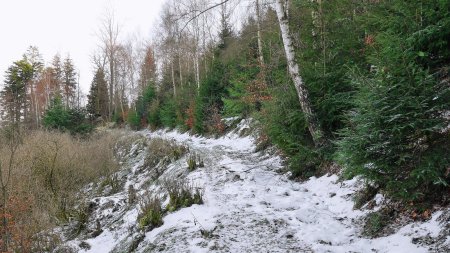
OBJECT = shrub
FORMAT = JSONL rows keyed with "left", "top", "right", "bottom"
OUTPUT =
{"left": 137, "top": 193, "right": 163, "bottom": 231}
{"left": 187, "top": 153, "right": 204, "bottom": 171}
{"left": 127, "top": 108, "right": 141, "bottom": 130}
{"left": 148, "top": 99, "right": 161, "bottom": 128}
{"left": 363, "top": 212, "right": 388, "bottom": 237}
{"left": 159, "top": 99, "right": 177, "bottom": 128}
{"left": 0, "top": 129, "right": 122, "bottom": 249}
{"left": 194, "top": 60, "right": 229, "bottom": 133}
{"left": 353, "top": 185, "right": 379, "bottom": 210}
{"left": 185, "top": 101, "right": 196, "bottom": 130}
{"left": 258, "top": 83, "right": 329, "bottom": 179}
{"left": 163, "top": 179, "right": 203, "bottom": 212}
{"left": 43, "top": 97, "right": 93, "bottom": 136}
{"left": 144, "top": 138, "right": 187, "bottom": 169}
{"left": 69, "top": 202, "right": 90, "bottom": 237}
{"left": 336, "top": 1, "right": 450, "bottom": 203}
{"left": 98, "top": 174, "right": 122, "bottom": 195}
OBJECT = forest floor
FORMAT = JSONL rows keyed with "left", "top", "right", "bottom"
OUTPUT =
{"left": 58, "top": 119, "right": 449, "bottom": 253}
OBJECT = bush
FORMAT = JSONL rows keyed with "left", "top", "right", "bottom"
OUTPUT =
{"left": 0, "top": 129, "right": 122, "bottom": 248}
{"left": 362, "top": 211, "right": 389, "bottom": 237}
{"left": 194, "top": 60, "right": 229, "bottom": 133}
{"left": 148, "top": 99, "right": 161, "bottom": 128}
{"left": 137, "top": 193, "right": 163, "bottom": 231}
{"left": 43, "top": 97, "right": 93, "bottom": 136}
{"left": 127, "top": 108, "right": 141, "bottom": 130}
{"left": 336, "top": 1, "right": 450, "bottom": 203}
{"left": 258, "top": 82, "right": 328, "bottom": 179}
{"left": 112, "top": 110, "right": 124, "bottom": 125}
{"left": 337, "top": 67, "right": 450, "bottom": 201}
{"left": 144, "top": 138, "right": 187, "bottom": 169}
{"left": 159, "top": 99, "right": 177, "bottom": 128}
{"left": 163, "top": 179, "right": 203, "bottom": 212}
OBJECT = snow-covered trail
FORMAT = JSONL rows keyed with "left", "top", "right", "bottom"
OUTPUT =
{"left": 135, "top": 120, "right": 445, "bottom": 253}
{"left": 65, "top": 119, "right": 447, "bottom": 253}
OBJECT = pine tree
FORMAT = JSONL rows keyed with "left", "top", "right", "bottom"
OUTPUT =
{"left": 0, "top": 60, "right": 34, "bottom": 124}
{"left": 218, "top": 3, "right": 233, "bottom": 50}
{"left": 51, "top": 54, "right": 63, "bottom": 97}
{"left": 87, "top": 68, "right": 109, "bottom": 121}
{"left": 62, "top": 57, "right": 77, "bottom": 109}
{"left": 337, "top": 0, "right": 450, "bottom": 202}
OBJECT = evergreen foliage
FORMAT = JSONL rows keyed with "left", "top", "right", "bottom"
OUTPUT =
{"left": 0, "top": 60, "right": 34, "bottom": 123}
{"left": 127, "top": 108, "right": 141, "bottom": 130}
{"left": 194, "top": 60, "right": 229, "bottom": 133}
{"left": 87, "top": 68, "right": 109, "bottom": 121}
{"left": 43, "top": 96, "right": 93, "bottom": 135}
{"left": 62, "top": 57, "right": 77, "bottom": 108}
{"left": 336, "top": 0, "right": 450, "bottom": 202}
{"left": 1, "top": 1, "right": 445, "bottom": 207}
{"left": 159, "top": 98, "right": 177, "bottom": 128}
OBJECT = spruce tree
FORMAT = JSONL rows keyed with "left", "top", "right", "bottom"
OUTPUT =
{"left": 51, "top": 54, "right": 63, "bottom": 96}
{"left": 62, "top": 57, "right": 77, "bottom": 108}
{"left": 337, "top": 0, "right": 450, "bottom": 202}
{"left": 87, "top": 68, "right": 109, "bottom": 121}
{"left": 0, "top": 60, "right": 34, "bottom": 124}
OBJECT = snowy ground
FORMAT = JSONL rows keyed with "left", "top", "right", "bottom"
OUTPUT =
{"left": 61, "top": 119, "right": 449, "bottom": 253}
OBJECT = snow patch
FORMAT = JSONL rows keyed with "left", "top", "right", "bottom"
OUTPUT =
{"left": 58, "top": 124, "right": 448, "bottom": 253}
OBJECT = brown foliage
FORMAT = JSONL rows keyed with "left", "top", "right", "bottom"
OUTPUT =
{"left": 0, "top": 129, "right": 123, "bottom": 251}
{"left": 185, "top": 101, "right": 196, "bottom": 130}
{"left": 205, "top": 105, "right": 225, "bottom": 134}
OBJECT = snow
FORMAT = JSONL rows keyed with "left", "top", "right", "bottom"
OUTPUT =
{"left": 61, "top": 119, "right": 448, "bottom": 252}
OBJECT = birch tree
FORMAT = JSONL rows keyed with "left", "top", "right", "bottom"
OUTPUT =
{"left": 274, "top": 0, "right": 325, "bottom": 146}
{"left": 256, "top": 0, "right": 264, "bottom": 66}
{"left": 98, "top": 8, "right": 120, "bottom": 119}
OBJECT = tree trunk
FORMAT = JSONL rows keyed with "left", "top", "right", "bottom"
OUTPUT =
{"left": 256, "top": 0, "right": 264, "bottom": 66}
{"left": 275, "top": 0, "right": 325, "bottom": 146}
{"left": 195, "top": 51, "right": 200, "bottom": 92}
{"left": 1, "top": 186, "right": 9, "bottom": 252}
{"left": 178, "top": 52, "right": 183, "bottom": 88}
{"left": 109, "top": 58, "right": 114, "bottom": 119}
{"left": 171, "top": 60, "right": 177, "bottom": 97}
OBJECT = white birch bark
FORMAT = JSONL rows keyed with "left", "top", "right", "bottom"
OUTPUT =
{"left": 275, "top": 0, "right": 325, "bottom": 146}
{"left": 171, "top": 60, "right": 177, "bottom": 97}
{"left": 256, "top": 0, "right": 264, "bottom": 66}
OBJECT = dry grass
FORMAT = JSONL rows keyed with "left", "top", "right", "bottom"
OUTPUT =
{"left": 144, "top": 138, "right": 187, "bottom": 169}
{"left": 137, "top": 192, "right": 163, "bottom": 231}
{"left": 163, "top": 178, "right": 203, "bottom": 212}
{"left": 0, "top": 128, "right": 123, "bottom": 252}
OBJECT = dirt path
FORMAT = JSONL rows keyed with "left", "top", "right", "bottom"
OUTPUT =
{"left": 61, "top": 120, "right": 447, "bottom": 253}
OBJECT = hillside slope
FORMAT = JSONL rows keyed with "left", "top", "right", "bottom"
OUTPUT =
{"left": 58, "top": 119, "right": 449, "bottom": 253}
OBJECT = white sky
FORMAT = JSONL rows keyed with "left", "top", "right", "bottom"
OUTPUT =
{"left": 0, "top": 0, "right": 165, "bottom": 93}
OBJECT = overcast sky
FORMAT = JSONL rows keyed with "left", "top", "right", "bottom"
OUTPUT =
{"left": 0, "top": 0, "right": 165, "bottom": 92}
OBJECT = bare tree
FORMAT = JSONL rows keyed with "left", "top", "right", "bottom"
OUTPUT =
{"left": 97, "top": 7, "right": 121, "bottom": 119}
{"left": 23, "top": 46, "right": 44, "bottom": 128}
{"left": 0, "top": 125, "right": 21, "bottom": 252}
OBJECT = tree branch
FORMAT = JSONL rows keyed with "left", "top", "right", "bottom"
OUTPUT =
{"left": 180, "top": 0, "right": 232, "bottom": 34}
